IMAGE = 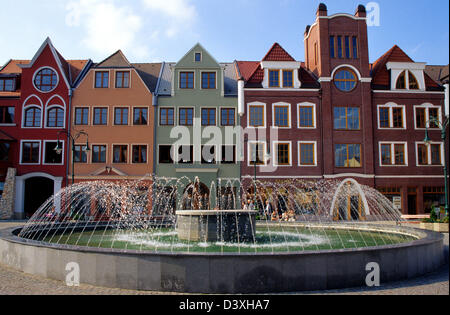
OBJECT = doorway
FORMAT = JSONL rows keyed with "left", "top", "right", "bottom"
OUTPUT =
{"left": 24, "top": 177, "right": 54, "bottom": 218}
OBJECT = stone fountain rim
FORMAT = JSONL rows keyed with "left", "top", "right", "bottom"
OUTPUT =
{"left": 0, "top": 223, "right": 442, "bottom": 258}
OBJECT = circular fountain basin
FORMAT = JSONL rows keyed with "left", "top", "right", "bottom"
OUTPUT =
{"left": 176, "top": 210, "right": 257, "bottom": 243}
{"left": 0, "top": 223, "right": 445, "bottom": 294}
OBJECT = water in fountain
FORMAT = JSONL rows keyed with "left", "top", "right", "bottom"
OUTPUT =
{"left": 18, "top": 176, "right": 416, "bottom": 253}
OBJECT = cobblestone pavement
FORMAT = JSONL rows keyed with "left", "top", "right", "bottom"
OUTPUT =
{"left": 0, "top": 222, "right": 448, "bottom": 295}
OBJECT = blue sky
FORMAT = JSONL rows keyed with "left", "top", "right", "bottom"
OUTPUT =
{"left": 0, "top": 0, "right": 448, "bottom": 66}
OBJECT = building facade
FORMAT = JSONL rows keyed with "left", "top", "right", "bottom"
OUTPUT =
{"left": 154, "top": 44, "right": 240, "bottom": 212}
{"left": 70, "top": 50, "right": 161, "bottom": 215}
{"left": 236, "top": 4, "right": 448, "bottom": 216}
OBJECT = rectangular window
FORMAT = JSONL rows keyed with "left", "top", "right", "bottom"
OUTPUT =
{"left": 276, "top": 143, "right": 290, "bottom": 166}
{"left": 95, "top": 71, "right": 109, "bottom": 88}
{"left": 113, "top": 145, "right": 128, "bottom": 163}
{"left": 283, "top": 70, "right": 294, "bottom": 88}
{"left": 415, "top": 108, "right": 426, "bottom": 128}
{"left": 299, "top": 106, "right": 314, "bottom": 128}
{"left": 379, "top": 107, "right": 390, "bottom": 128}
{"left": 221, "top": 145, "right": 236, "bottom": 164}
{"left": 330, "top": 36, "right": 335, "bottom": 58}
{"left": 0, "top": 142, "right": 10, "bottom": 162}
{"left": 44, "top": 142, "right": 62, "bottom": 164}
{"left": 417, "top": 144, "right": 428, "bottom": 165}
{"left": 114, "top": 108, "right": 128, "bottom": 125}
{"left": 201, "top": 108, "right": 216, "bottom": 126}
{"left": 0, "top": 78, "right": 14, "bottom": 91}
{"left": 178, "top": 145, "right": 193, "bottom": 164}
{"left": 249, "top": 143, "right": 265, "bottom": 165}
{"left": 431, "top": 144, "right": 442, "bottom": 165}
{"left": 381, "top": 143, "right": 406, "bottom": 166}
{"left": 392, "top": 107, "right": 404, "bottom": 128}
{"left": 0, "top": 107, "right": 14, "bottom": 124}
{"left": 201, "top": 145, "right": 216, "bottom": 164}
{"left": 394, "top": 144, "right": 406, "bottom": 165}
{"left": 160, "top": 108, "right": 174, "bottom": 126}
{"left": 201, "top": 72, "right": 216, "bottom": 89}
{"left": 74, "top": 145, "right": 87, "bottom": 163}
{"left": 249, "top": 105, "right": 264, "bottom": 127}
{"left": 352, "top": 37, "right": 358, "bottom": 58}
{"left": 93, "top": 108, "right": 108, "bottom": 125}
{"left": 428, "top": 108, "right": 440, "bottom": 128}
{"left": 299, "top": 143, "right": 315, "bottom": 166}
{"left": 21, "top": 142, "right": 40, "bottom": 164}
{"left": 269, "top": 70, "right": 280, "bottom": 87}
{"left": 345, "top": 36, "right": 350, "bottom": 58}
{"left": 179, "top": 108, "right": 194, "bottom": 126}
{"left": 274, "top": 105, "right": 289, "bottom": 127}
{"left": 132, "top": 145, "right": 147, "bottom": 164}
{"left": 92, "top": 145, "right": 107, "bottom": 163}
{"left": 180, "top": 72, "right": 194, "bottom": 89}
{"left": 75, "top": 108, "right": 89, "bottom": 125}
{"left": 159, "top": 145, "right": 174, "bottom": 164}
{"left": 337, "top": 36, "right": 343, "bottom": 58}
{"left": 133, "top": 108, "right": 147, "bottom": 125}
{"left": 220, "top": 108, "right": 235, "bottom": 126}
{"left": 195, "top": 52, "right": 202, "bottom": 62}
{"left": 115, "top": 71, "right": 130, "bottom": 88}
{"left": 334, "top": 107, "right": 360, "bottom": 130}
{"left": 335, "top": 144, "right": 361, "bottom": 168}
{"left": 314, "top": 43, "right": 318, "bottom": 65}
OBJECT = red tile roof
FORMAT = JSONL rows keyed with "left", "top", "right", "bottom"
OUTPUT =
{"left": 0, "top": 60, "right": 29, "bottom": 74}
{"left": 262, "top": 43, "right": 296, "bottom": 62}
{"left": 371, "top": 45, "right": 440, "bottom": 89}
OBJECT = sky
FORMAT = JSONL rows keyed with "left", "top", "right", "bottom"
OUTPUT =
{"left": 0, "top": 0, "right": 449, "bottom": 66}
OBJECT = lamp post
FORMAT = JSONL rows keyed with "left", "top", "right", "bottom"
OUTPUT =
{"left": 423, "top": 116, "right": 449, "bottom": 217}
{"left": 55, "top": 130, "right": 90, "bottom": 185}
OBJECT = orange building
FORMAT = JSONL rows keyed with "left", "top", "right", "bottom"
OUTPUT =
{"left": 70, "top": 50, "right": 161, "bottom": 214}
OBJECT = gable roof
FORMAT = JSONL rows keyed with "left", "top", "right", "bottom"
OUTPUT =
{"left": 175, "top": 43, "right": 220, "bottom": 68}
{"left": 262, "top": 43, "right": 296, "bottom": 62}
{"left": 371, "top": 45, "right": 441, "bottom": 90}
{"left": 95, "top": 50, "right": 132, "bottom": 68}
{"left": 132, "top": 62, "right": 163, "bottom": 93}
{"left": 0, "top": 60, "right": 30, "bottom": 74}
{"left": 425, "top": 65, "right": 449, "bottom": 84}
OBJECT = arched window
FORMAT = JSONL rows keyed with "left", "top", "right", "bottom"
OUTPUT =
{"left": 409, "top": 72, "right": 419, "bottom": 90}
{"left": 34, "top": 68, "right": 58, "bottom": 92}
{"left": 396, "top": 71, "right": 406, "bottom": 89}
{"left": 396, "top": 70, "right": 420, "bottom": 90}
{"left": 24, "top": 107, "right": 41, "bottom": 127}
{"left": 47, "top": 107, "right": 64, "bottom": 128}
{"left": 334, "top": 68, "right": 358, "bottom": 92}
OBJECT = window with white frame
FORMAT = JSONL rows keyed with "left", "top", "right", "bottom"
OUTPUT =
{"left": 298, "top": 103, "right": 316, "bottom": 129}
{"left": 21, "top": 141, "right": 40, "bottom": 164}
{"left": 414, "top": 104, "right": 442, "bottom": 129}
{"left": 273, "top": 103, "right": 291, "bottom": 128}
{"left": 416, "top": 142, "right": 444, "bottom": 166}
{"left": 377, "top": 104, "right": 406, "bottom": 129}
{"left": 274, "top": 142, "right": 291, "bottom": 166}
{"left": 379, "top": 142, "right": 407, "bottom": 166}
{"left": 299, "top": 142, "right": 317, "bottom": 166}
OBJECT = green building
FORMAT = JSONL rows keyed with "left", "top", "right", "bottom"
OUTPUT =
{"left": 153, "top": 44, "right": 240, "bottom": 212}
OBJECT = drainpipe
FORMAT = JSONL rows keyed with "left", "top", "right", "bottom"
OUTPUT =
{"left": 444, "top": 83, "right": 449, "bottom": 117}
{"left": 238, "top": 78, "right": 245, "bottom": 116}
{"left": 66, "top": 88, "right": 73, "bottom": 188}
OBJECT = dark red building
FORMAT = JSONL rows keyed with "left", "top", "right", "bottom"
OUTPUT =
{"left": 236, "top": 4, "right": 448, "bottom": 216}
{"left": 0, "top": 38, "right": 90, "bottom": 219}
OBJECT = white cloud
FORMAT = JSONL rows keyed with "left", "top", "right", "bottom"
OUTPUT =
{"left": 66, "top": 0, "right": 148, "bottom": 59}
{"left": 141, "top": 0, "right": 197, "bottom": 38}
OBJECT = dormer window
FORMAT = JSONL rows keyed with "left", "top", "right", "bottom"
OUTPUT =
{"left": 387, "top": 62, "right": 426, "bottom": 91}
{"left": 0, "top": 78, "right": 15, "bottom": 91}
{"left": 283, "top": 70, "right": 293, "bottom": 88}
{"left": 396, "top": 70, "right": 419, "bottom": 90}
{"left": 269, "top": 70, "right": 280, "bottom": 87}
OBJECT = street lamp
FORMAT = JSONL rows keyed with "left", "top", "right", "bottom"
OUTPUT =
{"left": 423, "top": 116, "right": 449, "bottom": 217}
{"left": 55, "top": 130, "right": 90, "bottom": 185}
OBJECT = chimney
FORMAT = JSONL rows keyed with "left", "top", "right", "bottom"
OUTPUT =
{"left": 317, "top": 3, "right": 328, "bottom": 17}
{"left": 355, "top": 4, "right": 367, "bottom": 18}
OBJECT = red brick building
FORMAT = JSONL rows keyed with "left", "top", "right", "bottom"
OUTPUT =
{"left": 236, "top": 4, "right": 448, "bottom": 215}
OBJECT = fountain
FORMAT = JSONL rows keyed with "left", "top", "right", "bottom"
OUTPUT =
{"left": 0, "top": 176, "right": 445, "bottom": 293}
